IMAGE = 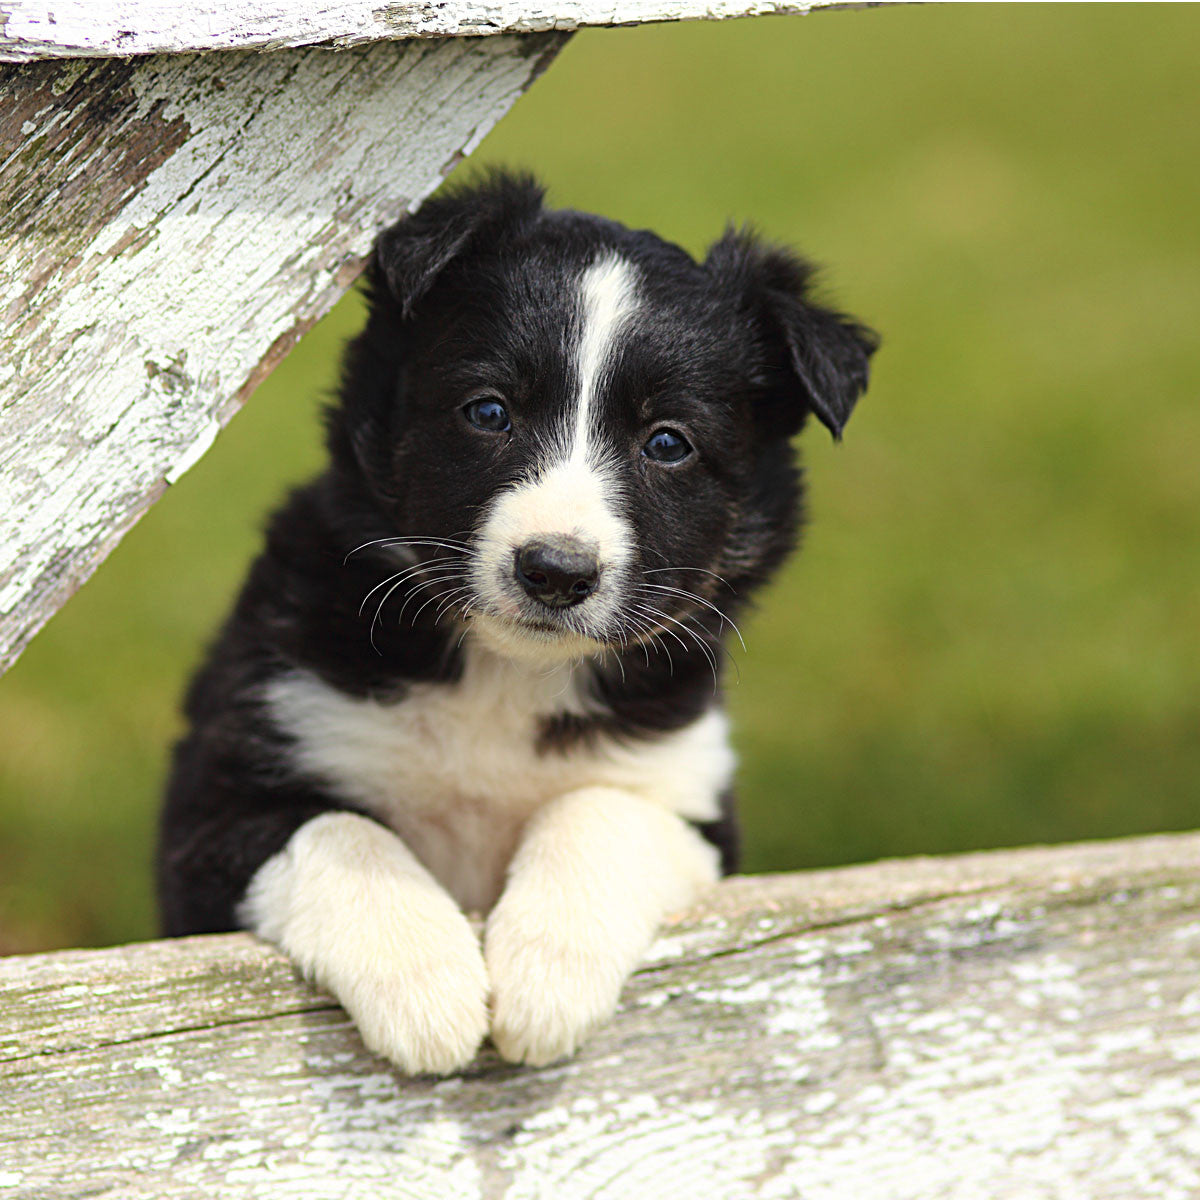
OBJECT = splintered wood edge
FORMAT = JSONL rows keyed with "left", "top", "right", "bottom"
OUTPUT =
{"left": 0, "top": 0, "right": 867, "bottom": 61}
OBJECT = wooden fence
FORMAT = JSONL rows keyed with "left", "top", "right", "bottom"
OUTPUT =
{"left": 4, "top": 832, "right": 1199, "bottom": 1198}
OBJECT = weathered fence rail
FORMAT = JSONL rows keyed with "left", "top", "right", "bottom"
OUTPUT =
{"left": 3, "top": 831, "right": 1199, "bottom": 1198}
{"left": 0, "top": 0, "right": 851, "bottom": 59}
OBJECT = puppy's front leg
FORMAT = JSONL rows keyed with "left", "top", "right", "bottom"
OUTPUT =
{"left": 486, "top": 787, "right": 720, "bottom": 1066}
{"left": 239, "top": 811, "right": 489, "bottom": 1075}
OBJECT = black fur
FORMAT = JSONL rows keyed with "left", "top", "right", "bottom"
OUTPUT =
{"left": 158, "top": 171, "right": 876, "bottom": 936}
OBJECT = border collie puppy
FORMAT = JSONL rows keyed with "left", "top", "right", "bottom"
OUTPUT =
{"left": 159, "top": 172, "right": 876, "bottom": 1074}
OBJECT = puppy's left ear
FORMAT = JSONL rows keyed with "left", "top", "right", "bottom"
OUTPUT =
{"left": 374, "top": 171, "right": 546, "bottom": 318}
{"left": 706, "top": 229, "right": 879, "bottom": 440}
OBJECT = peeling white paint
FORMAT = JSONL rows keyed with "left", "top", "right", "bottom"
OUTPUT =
{"left": 1178, "top": 988, "right": 1200, "bottom": 1016}
{"left": 832, "top": 936, "right": 873, "bottom": 957}
{"left": 641, "top": 928, "right": 711, "bottom": 965}
{"left": 0, "top": 0, "right": 847, "bottom": 61}
{"left": 165, "top": 418, "right": 221, "bottom": 484}
{"left": 632, "top": 987, "right": 675, "bottom": 1009}
{"left": 962, "top": 899, "right": 1003, "bottom": 923}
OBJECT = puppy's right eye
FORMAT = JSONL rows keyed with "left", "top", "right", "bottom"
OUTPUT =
{"left": 642, "top": 428, "right": 692, "bottom": 464}
{"left": 462, "top": 396, "right": 511, "bottom": 433}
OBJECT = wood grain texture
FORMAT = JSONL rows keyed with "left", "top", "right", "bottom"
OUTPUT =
{"left": 0, "top": 33, "right": 567, "bottom": 676}
{"left": 3, "top": 832, "right": 1199, "bottom": 1199}
{"left": 0, "top": 0, "right": 855, "bottom": 61}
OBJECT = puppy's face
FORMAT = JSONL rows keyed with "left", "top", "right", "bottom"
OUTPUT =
{"left": 337, "top": 176, "right": 876, "bottom": 664}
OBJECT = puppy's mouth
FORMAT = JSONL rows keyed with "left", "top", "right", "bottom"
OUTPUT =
{"left": 516, "top": 615, "right": 576, "bottom": 634}
{"left": 463, "top": 604, "right": 612, "bottom": 666}
{"left": 476, "top": 598, "right": 610, "bottom": 642}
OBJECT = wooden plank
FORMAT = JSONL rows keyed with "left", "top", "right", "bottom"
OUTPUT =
{"left": 0, "top": 33, "right": 568, "bottom": 676}
{"left": 2, "top": 832, "right": 1199, "bottom": 1198}
{"left": 0, "top": 0, "right": 855, "bottom": 61}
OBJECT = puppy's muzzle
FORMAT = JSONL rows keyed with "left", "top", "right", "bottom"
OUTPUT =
{"left": 514, "top": 537, "right": 600, "bottom": 609}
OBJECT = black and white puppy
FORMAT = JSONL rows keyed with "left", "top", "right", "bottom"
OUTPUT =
{"left": 158, "top": 172, "right": 876, "bottom": 1074}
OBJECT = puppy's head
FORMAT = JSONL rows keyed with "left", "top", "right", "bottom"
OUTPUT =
{"left": 334, "top": 172, "right": 877, "bottom": 664}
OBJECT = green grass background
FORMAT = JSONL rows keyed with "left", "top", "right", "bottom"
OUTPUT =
{"left": 1, "top": 6, "right": 1197, "bottom": 953}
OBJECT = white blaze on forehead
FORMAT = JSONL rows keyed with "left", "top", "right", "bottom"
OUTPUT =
{"left": 469, "top": 253, "right": 640, "bottom": 650}
{"left": 569, "top": 253, "right": 640, "bottom": 462}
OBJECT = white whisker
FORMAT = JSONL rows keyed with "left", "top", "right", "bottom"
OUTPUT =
{"left": 642, "top": 565, "right": 737, "bottom": 593}
{"left": 638, "top": 581, "right": 747, "bottom": 652}
{"left": 634, "top": 601, "right": 720, "bottom": 694}
{"left": 358, "top": 559, "right": 461, "bottom": 619}
{"left": 433, "top": 586, "right": 476, "bottom": 627}
{"left": 633, "top": 602, "right": 693, "bottom": 673}
{"left": 345, "top": 535, "right": 473, "bottom": 563}
{"left": 408, "top": 577, "right": 473, "bottom": 628}
{"left": 395, "top": 573, "right": 467, "bottom": 627}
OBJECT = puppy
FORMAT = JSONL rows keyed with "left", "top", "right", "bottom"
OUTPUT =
{"left": 158, "top": 172, "right": 876, "bottom": 1074}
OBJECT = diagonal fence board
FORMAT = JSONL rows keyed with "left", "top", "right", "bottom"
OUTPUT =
{"left": 0, "top": 32, "right": 568, "bottom": 676}
{"left": 0, "top": 0, "right": 857, "bottom": 61}
{"left": 2, "top": 833, "right": 1200, "bottom": 1199}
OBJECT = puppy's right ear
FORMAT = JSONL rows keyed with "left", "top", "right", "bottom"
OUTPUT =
{"left": 705, "top": 228, "right": 878, "bottom": 441}
{"left": 374, "top": 172, "right": 546, "bottom": 318}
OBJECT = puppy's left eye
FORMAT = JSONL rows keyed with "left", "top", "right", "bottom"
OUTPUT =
{"left": 462, "top": 396, "right": 511, "bottom": 433}
{"left": 642, "top": 428, "right": 693, "bottom": 464}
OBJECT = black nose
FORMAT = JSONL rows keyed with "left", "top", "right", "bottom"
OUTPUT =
{"left": 514, "top": 538, "right": 600, "bottom": 608}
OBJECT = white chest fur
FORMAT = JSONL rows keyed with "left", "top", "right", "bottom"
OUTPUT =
{"left": 265, "top": 643, "right": 734, "bottom": 912}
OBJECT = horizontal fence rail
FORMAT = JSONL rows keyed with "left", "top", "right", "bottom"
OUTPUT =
{"left": 3, "top": 832, "right": 1199, "bottom": 1199}
{"left": 0, "top": 0, "right": 855, "bottom": 61}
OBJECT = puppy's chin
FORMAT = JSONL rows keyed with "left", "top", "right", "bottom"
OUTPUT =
{"left": 466, "top": 611, "right": 609, "bottom": 667}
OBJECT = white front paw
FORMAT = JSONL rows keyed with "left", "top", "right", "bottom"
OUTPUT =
{"left": 242, "top": 813, "right": 491, "bottom": 1076}
{"left": 338, "top": 930, "right": 489, "bottom": 1076}
{"left": 485, "top": 909, "right": 628, "bottom": 1067}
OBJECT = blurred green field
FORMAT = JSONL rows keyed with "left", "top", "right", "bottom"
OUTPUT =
{"left": 1, "top": 6, "right": 1198, "bottom": 953}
